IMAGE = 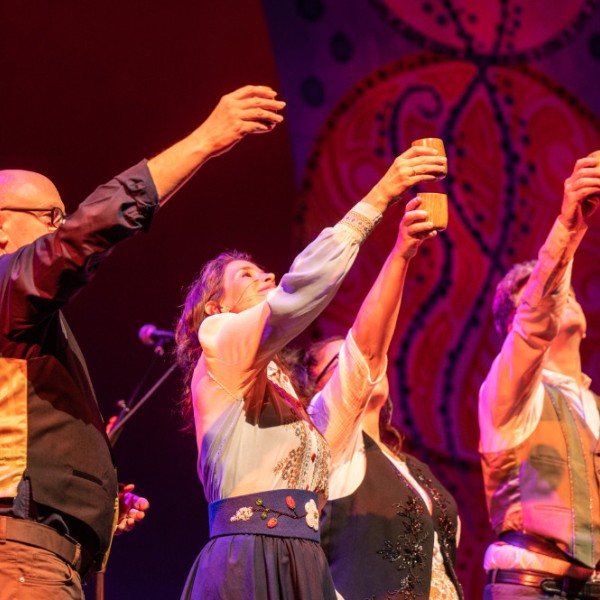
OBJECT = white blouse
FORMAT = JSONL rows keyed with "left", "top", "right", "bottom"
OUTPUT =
{"left": 191, "top": 201, "right": 382, "bottom": 507}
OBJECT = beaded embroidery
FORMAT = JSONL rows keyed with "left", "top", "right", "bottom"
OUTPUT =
{"left": 411, "top": 463, "right": 462, "bottom": 599}
{"left": 374, "top": 457, "right": 461, "bottom": 600}
{"left": 339, "top": 209, "right": 380, "bottom": 239}
{"left": 229, "top": 495, "right": 319, "bottom": 531}
{"left": 376, "top": 492, "right": 428, "bottom": 599}
{"left": 410, "top": 465, "right": 458, "bottom": 566}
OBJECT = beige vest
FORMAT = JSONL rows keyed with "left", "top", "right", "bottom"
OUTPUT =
{"left": 480, "top": 384, "right": 600, "bottom": 568}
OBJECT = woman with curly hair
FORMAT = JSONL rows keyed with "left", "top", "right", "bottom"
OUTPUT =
{"left": 174, "top": 145, "right": 446, "bottom": 599}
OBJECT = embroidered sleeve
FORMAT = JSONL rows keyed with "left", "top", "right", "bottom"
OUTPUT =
{"left": 335, "top": 201, "right": 383, "bottom": 242}
{"left": 202, "top": 201, "right": 384, "bottom": 390}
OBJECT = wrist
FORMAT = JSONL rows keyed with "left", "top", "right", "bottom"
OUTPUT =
{"left": 363, "top": 184, "right": 397, "bottom": 213}
{"left": 185, "top": 127, "right": 222, "bottom": 162}
{"left": 393, "top": 242, "right": 415, "bottom": 260}
{"left": 558, "top": 212, "right": 581, "bottom": 232}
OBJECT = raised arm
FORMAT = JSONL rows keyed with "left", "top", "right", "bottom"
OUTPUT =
{"left": 259, "top": 146, "right": 446, "bottom": 355}
{"left": 202, "top": 147, "right": 446, "bottom": 386}
{"left": 148, "top": 85, "right": 285, "bottom": 204}
{"left": 479, "top": 154, "right": 600, "bottom": 445}
{"left": 310, "top": 197, "right": 437, "bottom": 454}
{"left": 351, "top": 196, "right": 437, "bottom": 378}
{"left": 0, "top": 85, "right": 284, "bottom": 337}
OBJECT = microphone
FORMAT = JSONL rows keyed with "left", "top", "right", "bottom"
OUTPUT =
{"left": 138, "top": 324, "right": 176, "bottom": 348}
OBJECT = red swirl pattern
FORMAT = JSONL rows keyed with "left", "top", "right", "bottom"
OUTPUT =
{"left": 296, "top": 53, "right": 600, "bottom": 595}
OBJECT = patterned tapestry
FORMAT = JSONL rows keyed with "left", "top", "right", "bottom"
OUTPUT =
{"left": 261, "top": 1, "right": 600, "bottom": 596}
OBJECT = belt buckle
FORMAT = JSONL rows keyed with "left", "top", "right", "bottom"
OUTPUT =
{"left": 540, "top": 578, "right": 563, "bottom": 595}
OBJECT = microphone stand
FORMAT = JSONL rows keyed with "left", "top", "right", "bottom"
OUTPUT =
{"left": 108, "top": 361, "right": 178, "bottom": 444}
{"left": 94, "top": 340, "right": 177, "bottom": 600}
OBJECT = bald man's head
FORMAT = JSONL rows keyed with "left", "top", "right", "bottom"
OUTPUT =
{"left": 0, "top": 170, "right": 62, "bottom": 209}
{"left": 0, "top": 170, "right": 65, "bottom": 254}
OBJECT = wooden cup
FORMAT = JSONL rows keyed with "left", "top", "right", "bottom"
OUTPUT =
{"left": 411, "top": 137, "right": 447, "bottom": 178}
{"left": 587, "top": 151, "right": 600, "bottom": 209}
{"left": 418, "top": 192, "right": 448, "bottom": 231}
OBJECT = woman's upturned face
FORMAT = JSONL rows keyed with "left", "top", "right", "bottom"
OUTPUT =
{"left": 218, "top": 260, "right": 276, "bottom": 313}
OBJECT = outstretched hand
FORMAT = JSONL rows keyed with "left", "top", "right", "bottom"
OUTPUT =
{"left": 365, "top": 145, "right": 447, "bottom": 213}
{"left": 560, "top": 152, "right": 600, "bottom": 229}
{"left": 197, "top": 85, "right": 286, "bottom": 159}
{"left": 396, "top": 197, "right": 438, "bottom": 258}
{"left": 114, "top": 484, "right": 150, "bottom": 536}
{"left": 148, "top": 84, "right": 286, "bottom": 203}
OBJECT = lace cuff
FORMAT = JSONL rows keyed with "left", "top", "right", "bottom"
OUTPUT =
{"left": 335, "top": 201, "right": 383, "bottom": 242}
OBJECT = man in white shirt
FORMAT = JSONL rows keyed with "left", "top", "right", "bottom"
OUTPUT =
{"left": 479, "top": 152, "right": 600, "bottom": 599}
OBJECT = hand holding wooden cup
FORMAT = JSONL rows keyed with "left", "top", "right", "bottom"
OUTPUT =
{"left": 418, "top": 192, "right": 448, "bottom": 231}
{"left": 411, "top": 138, "right": 447, "bottom": 179}
{"left": 584, "top": 150, "right": 600, "bottom": 215}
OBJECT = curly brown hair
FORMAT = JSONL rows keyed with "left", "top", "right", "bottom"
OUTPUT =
{"left": 174, "top": 250, "right": 252, "bottom": 427}
{"left": 492, "top": 259, "right": 537, "bottom": 337}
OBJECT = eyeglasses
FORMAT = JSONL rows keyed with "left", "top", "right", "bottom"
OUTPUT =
{"left": 315, "top": 353, "right": 339, "bottom": 385}
{"left": 0, "top": 206, "right": 67, "bottom": 228}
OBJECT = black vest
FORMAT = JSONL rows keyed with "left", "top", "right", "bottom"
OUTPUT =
{"left": 2, "top": 312, "right": 118, "bottom": 560}
{"left": 0, "top": 162, "right": 157, "bottom": 563}
{"left": 320, "top": 433, "right": 463, "bottom": 600}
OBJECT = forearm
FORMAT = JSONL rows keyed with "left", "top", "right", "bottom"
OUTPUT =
{"left": 350, "top": 197, "right": 434, "bottom": 377}
{"left": 257, "top": 200, "right": 384, "bottom": 360}
{"left": 148, "top": 85, "right": 286, "bottom": 205}
{"left": 147, "top": 127, "right": 217, "bottom": 205}
{"left": 351, "top": 249, "right": 410, "bottom": 378}
{"left": 483, "top": 217, "right": 586, "bottom": 428}
{"left": 517, "top": 218, "right": 587, "bottom": 310}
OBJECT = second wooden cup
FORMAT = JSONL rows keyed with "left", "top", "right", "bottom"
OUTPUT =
{"left": 418, "top": 192, "right": 448, "bottom": 231}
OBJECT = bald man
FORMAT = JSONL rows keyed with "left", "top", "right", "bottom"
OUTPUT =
{"left": 0, "top": 85, "right": 285, "bottom": 599}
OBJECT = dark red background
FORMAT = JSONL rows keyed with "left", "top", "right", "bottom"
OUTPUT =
{"left": 3, "top": 1, "right": 600, "bottom": 599}
{"left": 1, "top": 1, "right": 295, "bottom": 597}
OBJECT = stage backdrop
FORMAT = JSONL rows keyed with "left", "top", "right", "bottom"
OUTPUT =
{"left": 261, "top": 1, "right": 600, "bottom": 597}
{"left": 2, "top": 1, "right": 600, "bottom": 598}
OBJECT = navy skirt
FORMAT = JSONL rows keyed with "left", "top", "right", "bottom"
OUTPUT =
{"left": 180, "top": 534, "right": 337, "bottom": 600}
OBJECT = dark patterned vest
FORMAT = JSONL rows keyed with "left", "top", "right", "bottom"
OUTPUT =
{"left": 320, "top": 433, "right": 462, "bottom": 600}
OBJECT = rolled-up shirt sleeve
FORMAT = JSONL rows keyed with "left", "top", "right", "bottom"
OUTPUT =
{"left": 0, "top": 161, "right": 159, "bottom": 337}
{"left": 479, "top": 217, "right": 587, "bottom": 452}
